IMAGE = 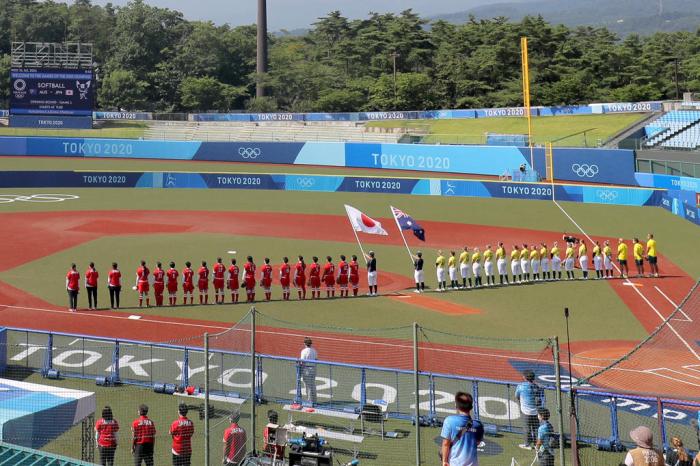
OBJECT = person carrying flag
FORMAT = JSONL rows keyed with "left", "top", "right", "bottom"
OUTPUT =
{"left": 413, "top": 251, "right": 425, "bottom": 293}
{"left": 364, "top": 251, "right": 378, "bottom": 296}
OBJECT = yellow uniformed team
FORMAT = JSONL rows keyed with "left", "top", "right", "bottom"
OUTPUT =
{"left": 413, "top": 234, "right": 660, "bottom": 292}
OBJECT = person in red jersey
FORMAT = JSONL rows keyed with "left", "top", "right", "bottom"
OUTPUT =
{"left": 95, "top": 406, "right": 119, "bottom": 466}
{"left": 244, "top": 256, "right": 256, "bottom": 302}
{"left": 152, "top": 262, "right": 165, "bottom": 307}
{"left": 108, "top": 262, "right": 122, "bottom": 310}
{"left": 308, "top": 256, "right": 321, "bottom": 299}
{"left": 322, "top": 256, "right": 336, "bottom": 298}
{"left": 228, "top": 258, "right": 240, "bottom": 303}
{"left": 336, "top": 254, "right": 349, "bottom": 298}
{"left": 260, "top": 257, "right": 273, "bottom": 301}
{"left": 182, "top": 261, "right": 194, "bottom": 305}
{"left": 279, "top": 257, "right": 291, "bottom": 301}
{"left": 85, "top": 262, "right": 99, "bottom": 310}
{"left": 166, "top": 262, "right": 179, "bottom": 306}
{"left": 132, "top": 404, "right": 155, "bottom": 466}
{"left": 66, "top": 263, "right": 80, "bottom": 312}
{"left": 293, "top": 255, "right": 306, "bottom": 300}
{"left": 197, "top": 260, "right": 210, "bottom": 305}
{"left": 170, "top": 403, "right": 194, "bottom": 466}
{"left": 213, "top": 257, "right": 226, "bottom": 304}
{"left": 135, "top": 260, "right": 150, "bottom": 307}
{"left": 223, "top": 411, "right": 246, "bottom": 465}
{"left": 349, "top": 255, "right": 360, "bottom": 297}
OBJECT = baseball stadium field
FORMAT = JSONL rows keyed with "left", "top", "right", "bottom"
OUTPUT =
{"left": 0, "top": 154, "right": 698, "bottom": 466}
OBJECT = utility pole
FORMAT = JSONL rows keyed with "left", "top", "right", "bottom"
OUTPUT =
{"left": 256, "top": 0, "right": 268, "bottom": 97}
{"left": 390, "top": 51, "right": 400, "bottom": 105}
{"left": 673, "top": 57, "right": 680, "bottom": 100}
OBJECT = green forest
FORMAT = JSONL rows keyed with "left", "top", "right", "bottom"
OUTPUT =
{"left": 1, "top": 0, "right": 699, "bottom": 112}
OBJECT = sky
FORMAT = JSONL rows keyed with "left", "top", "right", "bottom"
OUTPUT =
{"left": 89, "top": 0, "right": 502, "bottom": 30}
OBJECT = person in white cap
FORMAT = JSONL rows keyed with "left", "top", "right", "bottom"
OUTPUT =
{"left": 623, "top": 425, "right": 663, "bottom": 466}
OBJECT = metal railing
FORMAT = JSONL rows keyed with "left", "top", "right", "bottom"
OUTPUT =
{"left": 636, "top": 158, "right": 700, "bottom": 178}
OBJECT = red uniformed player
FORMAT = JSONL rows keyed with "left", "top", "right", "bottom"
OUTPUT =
{"left": 244, "top": 256, "right": 256, "bottom": 302}
{"left": 170, "top": 404, "right": 194, "bottom": 466}
{"left": 309, "top": 256, "right": 321, "bottom": 299}
{"left": 337, "top": 254, "right": 349, "bottom": 298}
{"left": 135, "top": 260, "right": 150, "bottom": 307}
{"left": 222, "top": 411, "right": 246, "bottom": 465}
{"left": 131, "top": 404, "right": 156, "bottom": 466}
{"left": 260, "top": 258, "right": 273, "bottom": 301}
{"left": 349, "top": 255, "right": 360, "bottom": 297}
{"left": 198, "top": 261, "right": 210, "bottom": 305}
{"left": 66, "top": 264, "right": 80, "bottom": 312}
{"left": 94, "top": 406, "right": 119, "bottom": 466}
{"left": 322, "top": 256, "right": 336, "bottom": 298}
{"left": 166, "top": 262, "right": 179, "bottom": 306}
{"left": 293, "top": 255, "right": 306, "bottom": 300}
{"left": 152, "top": 262, "right": 165, "bottom": 307}
{"left": 213, "top": 257, "right": 226, "bottom": 304}
{"left": 85, "top": 262, "right": 99, "bottom": 310}
{"left": 182, "top": 261, "right": 194, "bottom": 305}
{"left": 108, "top": 262, "right": 122, "bottom": 310}
{"left": 279, "top": 257, "right": 291, "bottom": 301}
{"left": 228, "top": 259, "right": 240, "bottom": 303}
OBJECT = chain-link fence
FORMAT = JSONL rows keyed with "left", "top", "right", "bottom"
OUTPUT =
{"left": 1, "top": 311, "right": 698, "bottom": 466}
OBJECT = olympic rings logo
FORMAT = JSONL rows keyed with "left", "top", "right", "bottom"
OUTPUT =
{"left": 238, "top": 147, "right": 261, "bottom": 159}
{"left": 295, "top": 177, "right": 315, "bottom": 188}
{"left": 596, "top": 190, "right": 618, "bottom": 202}
{"left": 0, "top": 194, "right": 80, "bottom": 204}
{"left": 571, "top": 163, "right": 599, "bottom": 178}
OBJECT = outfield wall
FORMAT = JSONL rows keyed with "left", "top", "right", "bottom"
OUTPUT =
{"left": 0, "top": 137, "right": 638, "bottom": 185}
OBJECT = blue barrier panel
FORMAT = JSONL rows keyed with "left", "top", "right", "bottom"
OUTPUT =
{"left": 530, "top": 147, "right": 637, "bottom": 185}
{"left": 194, "top": 141, "right": 305, "bottom": 164}
{"left": 10, "top": 115, "right": 92, "bottom": 129}
{"left": 537, "top": 105, "right": 592, "bottom": 116}
{"left": 601, "top": 102, "right": 662, "bottom": 113}
{"left": 635, "top": 173, "right": 700, "bottom": 193}
{"left": 93, "top": 111, "right": 153, "bottom": 120}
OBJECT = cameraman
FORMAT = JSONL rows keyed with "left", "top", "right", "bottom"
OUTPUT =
{"left": 441, "top": 392, "right": 484, "bottom": 466}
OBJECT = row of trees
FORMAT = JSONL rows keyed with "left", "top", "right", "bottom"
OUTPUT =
{"left": 1, "top": 0, "right": 699, "bottom": 112}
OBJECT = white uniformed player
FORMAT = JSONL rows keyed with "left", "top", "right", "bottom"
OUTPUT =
{"left": 448, "top": 251, "right": 458, "bottom": 290}
{"left": 520, "top": 244, "right": 530, "bottom": 282}
{"left": 299, "top": 337, "right": 318, "bottom": 405}
{"left": 551, "top": 242, "right": 562, "bottom": 280}
{"left": 459, "top": 246, "right": 472, "bottom": 289}
{"left": 511, "top": 245, "right": 522, "bottom": 283}
{"left": 496, "top": 242, "right": 508, "bottom": 285}
{"left": 435, "top": 250, "right": 447, "bottom": 292}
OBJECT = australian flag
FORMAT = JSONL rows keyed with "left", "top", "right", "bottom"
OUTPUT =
{"left": 391, "top": 206, "right": 425, "bottom": 241}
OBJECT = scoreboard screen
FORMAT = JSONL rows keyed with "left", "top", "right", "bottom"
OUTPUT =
{"left": 10, "top": 68, "right": 94, "bottom": 116}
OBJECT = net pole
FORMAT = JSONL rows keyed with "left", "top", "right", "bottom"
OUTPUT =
{"left": 250, "top": 307, "right": 257, "bottom": 455}
{"left": 521, "top": 36, "right": 534, "bottom": 170}
{"left": 413, "top": 322, "right": 421, "bottom": 466}
{"left": 204, "top": 332, "right": 210, "bottom": 466}
{"left": 553, "top": 337, "right": 566, "bottom": 466}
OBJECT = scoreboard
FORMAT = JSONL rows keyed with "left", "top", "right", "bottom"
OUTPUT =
{"left": 10, "top": 68, "right": 94, "bottom": 117}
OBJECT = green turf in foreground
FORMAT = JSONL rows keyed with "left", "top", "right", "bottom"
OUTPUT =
{"left": 0, "top": 121, "right": 147, "bottom": 139}
{"left": 366, "top": 114, "right": 646, "bottom": 147}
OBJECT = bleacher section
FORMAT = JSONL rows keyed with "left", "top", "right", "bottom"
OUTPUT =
{"left": 644, "top": 110, "right": 700, "bottom": 149}
{"left": 143, "top": 121, "right": 402, "bottom": 143}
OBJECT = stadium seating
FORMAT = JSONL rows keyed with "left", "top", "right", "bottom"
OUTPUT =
{"left": 143, "top": 121, "right": 402, "bottom": 143}
{"left": 644, "top": 110, "right": 700, "bottom": 149}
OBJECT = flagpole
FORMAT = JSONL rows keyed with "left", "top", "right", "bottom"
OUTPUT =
{"left": 390, "top": 206, "right": 415, "bottom": 265}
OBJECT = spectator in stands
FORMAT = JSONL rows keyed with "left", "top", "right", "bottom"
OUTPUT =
{"left": 299, "top": 337, "right": 318, "bottom": 405}
{"left": 515, "top": 369, "right": 543, "bottom": 450}
{"left": 170, "top": 403, "right": 194, "bottom": 466}
{"left": 623, "top": 426, "right": 663, "bottom": 466}
{"left": 536, "top": 408, "right": 554, "bottom": 466}
{"left": 95, "top": 406, "right": 118, "bottom": 466}
{"left": 132, "top": 404, "right": 156, "bottom": 466}
{"left": 223, "top": 411, "right": 247, "bottom": 466}
{"left": 666, "top": 436, "right": 692, "bottom": 466}
{"left": 440, "top": 391, "right": 484, "bottom": 466}
{"left": 263, "top": 409, "right": 285, "bottom": 460}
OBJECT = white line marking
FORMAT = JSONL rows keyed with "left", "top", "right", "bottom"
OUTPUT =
{"left": 552, "top": 199, "right": 700, "bottom": 362}
{"left": 128, "top": 315, "right": 142, "bottom": 320}
{"left": 654, "top": 286, "right": 693, "bottom": 322}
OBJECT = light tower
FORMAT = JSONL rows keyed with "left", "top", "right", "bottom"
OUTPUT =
{"left": 256, "top": 0, "right": 268, "bottom": 97}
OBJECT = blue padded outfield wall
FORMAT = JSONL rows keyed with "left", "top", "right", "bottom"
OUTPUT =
{"left": 0, "top": 137, "right": 637, "bottom": 186}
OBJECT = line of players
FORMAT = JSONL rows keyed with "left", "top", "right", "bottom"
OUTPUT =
{"left": 127, "top": 254, "right": 369, "bottom": 307}
{"left": 422, "top": 234, "right": 659, "bottom": 292}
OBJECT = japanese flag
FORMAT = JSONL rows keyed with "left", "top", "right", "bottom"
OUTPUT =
{"left": 344, "top": 205, "right": 388, "bottom": 236}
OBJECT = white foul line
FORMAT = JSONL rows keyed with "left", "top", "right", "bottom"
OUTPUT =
{"left": 654, "top": 286, "right": 693, "bottom": 322}
{"left": 551, "top": 199, "right": 700, "bottom": 362}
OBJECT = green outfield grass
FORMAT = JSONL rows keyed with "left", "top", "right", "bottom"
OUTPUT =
{"left": 0, "top": 121, "right": 147, "bottom": 139}
{"left": 367, "top": 114, "right": 646, "bottom": 147}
